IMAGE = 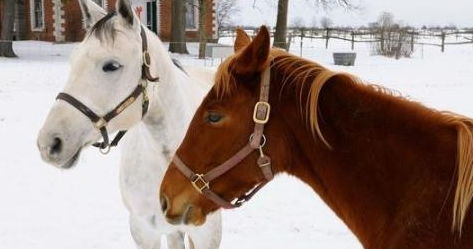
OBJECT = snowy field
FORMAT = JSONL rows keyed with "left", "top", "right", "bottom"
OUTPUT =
{"left": 1, "top": 38, "right": 472, "bottom": 249}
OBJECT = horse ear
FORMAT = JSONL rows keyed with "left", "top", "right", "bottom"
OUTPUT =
{"left": 233, "top": 26, "right": 270, "bottom": 75}
{"left": 116, "top": 0, "right": 137, "bottom": 27}
{"left": 78, "top": 0, "right": 106, "bottom": 30}
{"left": 234, "top": 28, "right": 251, "bottom": 52}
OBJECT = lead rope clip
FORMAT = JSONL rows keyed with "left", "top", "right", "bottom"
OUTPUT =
{"left": 99, "top": 145, "right": 111, "bottom": 155}
{"left": 257, "top": 139, "right": 271, "bottom": 169}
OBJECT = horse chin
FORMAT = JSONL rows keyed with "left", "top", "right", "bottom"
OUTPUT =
{"left": 188, "top": 215, "right": 206, "bottom": 226}
{"left": 60, "top": 149, "right": 82, "bottom": 169}
{"left": 184, "top": 206, "right": 207, "bottom": 226}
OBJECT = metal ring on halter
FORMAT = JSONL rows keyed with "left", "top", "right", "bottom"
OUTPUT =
{"left": 249, "top": 134, "right": 267, "bottom": 147}
{"left": 143, "top": 51, "right": 151, "bottom": 67}
{"left": 99, "top": 146, "right": 111, "bottom": 155}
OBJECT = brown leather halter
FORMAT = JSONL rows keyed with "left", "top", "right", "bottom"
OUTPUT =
{"left": 173, "top": 67, "right": 274, "bottom": 209}
{"left": 56, "top": 26, "right": 159, "bottom": 154}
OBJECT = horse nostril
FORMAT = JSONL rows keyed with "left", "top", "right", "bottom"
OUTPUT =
{"left": 160, "top": 195, "right": 169, "bottom": 213}
{"left": 49, "top": 137, "right": 63, "bottom": 155}
{"left": 183, "top": 205, "right": 193, "bottom": 225}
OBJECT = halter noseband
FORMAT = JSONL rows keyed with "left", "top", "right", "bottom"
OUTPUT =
{"left": 56, "top": 26, "right": 159, "bottom": 154}
{"left": 173, "top": 67, "right": 274, "bottom": 209}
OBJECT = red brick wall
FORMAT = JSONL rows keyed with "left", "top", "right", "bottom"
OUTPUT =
{"left": 64, "top": 0, "right": 118, "bottom": 42}
{"left": 107, "top": 0, "right": 118, "bottom": 11}
{"left": 63, "top": 0, "right": 84, "bottom": 42}
{"left": 25, "top": 0, "right": 55, "bottom": 41}
{"left": 8, "top": 0, "right": 215, "bottom": 42}
{"left": 159, "top": 0, "right": 216, "bottom": 42}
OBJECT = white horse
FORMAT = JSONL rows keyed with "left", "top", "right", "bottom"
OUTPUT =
{"left": 36, "top": 0, "right": 222, "bottom": 248}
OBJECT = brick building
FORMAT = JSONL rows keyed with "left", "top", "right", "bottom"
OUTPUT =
{"left": 0, "top": 0, "right": 218, "bottom": 42}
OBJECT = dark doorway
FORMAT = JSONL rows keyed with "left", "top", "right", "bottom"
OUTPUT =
{"left": 146, "top": 1, "right": 157, "bottom": 34}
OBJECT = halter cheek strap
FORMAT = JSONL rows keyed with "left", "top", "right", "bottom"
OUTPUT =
{"left": 55, "top": 26, "right": 159, "bottom": 154}
{"left": 141, "top": 27, "right": 160, "bottom": 82}
{"left": 173, "top": 67, "right": 274, "bottom": 209}
{"left": 56, "top": 83, "right": 148, "bottom": 153}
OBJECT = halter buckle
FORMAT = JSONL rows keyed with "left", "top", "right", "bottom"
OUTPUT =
{"left": 253, "top": 101, "right": 271, "bottom": 124}
{"left": 94, "top": 118, "right": 107, "bottom": 129}
{"left": 99, "top": 145, "right": 111, "bottom": 155}
{"left": 191, "top": 174, "right": 210, "bottom": 194}
{"left": 143, "top": 51, "right": 151, "bottom": 67}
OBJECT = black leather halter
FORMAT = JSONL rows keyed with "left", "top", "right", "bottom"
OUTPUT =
{"left": 56, "top": 26, "right": 159, "bottom": 154}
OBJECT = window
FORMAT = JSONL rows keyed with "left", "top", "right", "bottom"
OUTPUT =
{"left": 185, "top": 0, "right": 198, "bottom": 30}
{"left": 30, "top": 0, "right": 44, "bottom": 31}
{"left": 146, "top": 1, "right": 158, "bottom": 33}
{"left": 92, "top": 0, "right": 104, "bottom": 7}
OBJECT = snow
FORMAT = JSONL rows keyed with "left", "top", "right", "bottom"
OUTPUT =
{"left": 1, "top": 39, "right": 472, "bottom": 249}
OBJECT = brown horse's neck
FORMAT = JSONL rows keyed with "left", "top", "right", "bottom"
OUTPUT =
{"left": 266, "top": 61, "right": 470, "bottom": 248}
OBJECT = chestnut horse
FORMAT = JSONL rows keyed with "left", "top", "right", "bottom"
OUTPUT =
{"left": 160, "top": 26, "right": 473, "bottom": 248}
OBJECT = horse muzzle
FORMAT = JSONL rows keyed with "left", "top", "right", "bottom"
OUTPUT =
{"left": 37, "top": 129, "right": 83, "bottom": 169}
{"left": 160, "top": 193, "right": 207, "bottom": 226}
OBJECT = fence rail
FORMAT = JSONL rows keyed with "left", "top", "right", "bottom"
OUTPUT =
{"left": 218, "top": 27, "right": 473, "bottom": 53}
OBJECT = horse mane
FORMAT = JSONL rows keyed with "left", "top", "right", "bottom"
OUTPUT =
{"left": 214, "top": 48, "right": 473, "bottom": 232}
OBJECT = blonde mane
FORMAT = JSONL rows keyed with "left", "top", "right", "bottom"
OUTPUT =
{"left": 214, "top": 49, "right": 473, "bottom": 232}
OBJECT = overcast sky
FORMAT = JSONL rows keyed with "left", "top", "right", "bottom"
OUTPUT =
{"left": 234, "top": 0, "right": 473, "bottom": 28}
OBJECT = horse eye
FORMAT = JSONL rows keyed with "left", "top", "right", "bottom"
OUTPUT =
{"left": 102, "top": 61, "right": 122, "bottom": 72}
{"left": 207, "top": 112, "right": 223, "bottom": 123}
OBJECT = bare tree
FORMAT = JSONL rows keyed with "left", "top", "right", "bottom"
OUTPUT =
{"left": 272, "top": 0, "right": 350, "bottom": 50}
{"left": 372, "top": 12, "right": 413, "bottom": 59}
{"left": 15, "top": 0, "right": 27, "bottom": 40}
{"left": 198, "top": 0, "right": 206, "bottom": 59}
{"left": 216, "top": 0, "right": 239, "bottom": 32}
{"left": 315, "top": 0, "right": 351, "bottom": 9}
{"left": 0, "top": 0, "right": 17, "bottom": 57}
{"left": 377, "top": 11, "right": 394, "bottom": 29}
{"left": 290, "top": 17, "right": 305, "bottom": 29}
{"left": 169, "top": 0, "right": 188, "bottom": 54}
{"left": 310, "top": 16, "right": 318, "bottom": 29}
{"left": 273, "top": 0, "right": 289, "bottom": 49}
{"left": 320, "top": 16, "right": 333, "bottom": 29}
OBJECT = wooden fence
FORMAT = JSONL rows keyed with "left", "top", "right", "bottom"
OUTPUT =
{"left": 219, "top": 27, "right": 473, "bottom": 54}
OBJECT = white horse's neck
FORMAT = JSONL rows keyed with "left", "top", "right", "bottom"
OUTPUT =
{"left": 140, "top": 29, "right": 203, "bottom": 151}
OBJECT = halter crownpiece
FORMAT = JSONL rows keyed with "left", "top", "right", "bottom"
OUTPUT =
{"left": 173, "top": 66, "right": 274, "bottom": 209}
{"left": 55, "top": 26, "right": 159, "bottom": 154}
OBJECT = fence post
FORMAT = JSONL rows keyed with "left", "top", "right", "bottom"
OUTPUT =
{"left": 410, "top": 33, "right": 415, "bottom": 52}
{"left": 351, "top": 31, "right": 355, "bottom": 50}
{"left": 300, "top": 28, "right": 304, "bottom": 57}
{"left": 441, "top": 32, "right": 445, "bottom": 52}
{"left": 325, "top": 28, "right": 330, "bottom": 49}
{"left": 286, "top": 33, "right": 292, "bottom": 51}
{"left": 380, "top": 31, "right": 385, "bottom": 52}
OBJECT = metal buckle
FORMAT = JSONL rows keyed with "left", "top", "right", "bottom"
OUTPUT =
{"left": 233, "top": 198, "right": 245, "bottom": 207}
{"left": 94, "top": 118, "right": 107, "bottom": 129}
{"left": 249, "top": 134, "right": 267, "bottom": 147}
{"left": 253, "top": 101, "right": 271, "bottom": 124}
{"left": 191, "top": 174, "right": 210, "bottom": 193}
{"left": 99, "top": 146, "right": 111, "bottom": 155}
{"left": 143, "top": 51, "right": 151, "bottom": 67}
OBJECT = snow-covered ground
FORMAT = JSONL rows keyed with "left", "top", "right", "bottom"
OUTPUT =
{"left": 0, "top": 39, "right": 472, "bottom": 249}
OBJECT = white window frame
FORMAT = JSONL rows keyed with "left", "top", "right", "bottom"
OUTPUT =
{"left": 30, "top": 0, "right": 45, "bottom": 32}
{"left": 185, "top": 0, "right": 199, "bottom": 31}
{"left": 92, "top": 0, "right": 107, "bottom": 8}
